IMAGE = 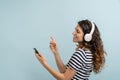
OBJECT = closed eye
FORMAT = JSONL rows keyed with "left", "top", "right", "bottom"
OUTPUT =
{"left": 76, "top": 29, "right": 80, "bottom": 33}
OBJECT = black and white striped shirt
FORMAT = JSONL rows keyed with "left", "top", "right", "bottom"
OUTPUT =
{"left": 67, "top": 48, "right": 93, "bottom": 80}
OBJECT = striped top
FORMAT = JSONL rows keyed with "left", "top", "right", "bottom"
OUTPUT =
{"left": 67, "top": 48, "right": 93, "bottom": 80}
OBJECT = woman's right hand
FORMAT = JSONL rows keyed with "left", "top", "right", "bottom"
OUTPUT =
{"left": 49, "top": 37, "right": 59, "bottom": 55}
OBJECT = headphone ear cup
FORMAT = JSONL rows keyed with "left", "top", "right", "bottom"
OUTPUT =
{"left": 84, "top": 33, "right": 92, "bottom": 42}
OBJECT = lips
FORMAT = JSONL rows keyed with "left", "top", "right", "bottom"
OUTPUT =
{"left": 73, "top": 36, "right": 77, "bottom": 42}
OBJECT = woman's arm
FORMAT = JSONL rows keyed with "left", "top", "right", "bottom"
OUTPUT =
{"left": 50, "top": 37, "right": 66, "bottom": 73}
{"left": 54, "top": 52, "right": 66, "bottom": 73}
{"left": 35, "top": 53, "right": 76, "bottom": 80}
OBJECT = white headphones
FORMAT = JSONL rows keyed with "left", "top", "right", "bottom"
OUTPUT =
{"left": 84, "top": 21, "right": 95, "bottom": 42}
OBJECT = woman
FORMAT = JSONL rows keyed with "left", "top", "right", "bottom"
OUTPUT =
{"left": 35, "top": 19, "right": 106, "bottom": 80}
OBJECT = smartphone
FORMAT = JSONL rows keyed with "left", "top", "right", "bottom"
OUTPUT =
{"left": 33, "top": 48, "right": 39, "bottom": 54}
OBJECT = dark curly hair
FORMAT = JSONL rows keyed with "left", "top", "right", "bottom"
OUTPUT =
{"left": 77, "top": 19, "right": 106, "bottom": 73}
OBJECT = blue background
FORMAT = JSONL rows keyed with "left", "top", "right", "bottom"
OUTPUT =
{"left": 0, "top": 0, "right": 120, "bottom": 80}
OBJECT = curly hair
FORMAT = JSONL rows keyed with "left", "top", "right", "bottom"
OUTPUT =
{"left": 78, "top": 19, "right": 106, "bottom": 73}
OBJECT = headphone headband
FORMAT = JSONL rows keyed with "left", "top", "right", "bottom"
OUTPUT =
{"left": 90, "top": 22, "right": 95, "bottom": 35}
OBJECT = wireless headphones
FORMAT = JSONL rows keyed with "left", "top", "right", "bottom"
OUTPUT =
{"left": 84, "top": 21, "right": 95, "bottom": 42}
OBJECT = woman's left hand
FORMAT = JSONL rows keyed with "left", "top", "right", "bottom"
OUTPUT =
{"left": 35, "top": 52, "right": 47, "bottom": 66}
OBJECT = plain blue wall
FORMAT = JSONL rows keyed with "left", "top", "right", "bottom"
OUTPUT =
{"left": 0, "top": 0, "right": 120, "bottom": 80}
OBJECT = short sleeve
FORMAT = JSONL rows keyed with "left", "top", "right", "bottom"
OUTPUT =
{"left": 66, "top": 50, "right": 86, "bottom": 72}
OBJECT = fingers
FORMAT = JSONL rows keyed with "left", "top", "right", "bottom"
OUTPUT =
{"left": 50, "top": 36, "right": 57, "bottom": 45}
{"left": 35, "top": 52, "right": 43, "bottom": 62}
{"left": 50, "top": 36, "right": 55, "bottom": 41}
{"left": 35, "top": 52, "right": 46, "bottom": 65}
{"left": 35, "top": 52, "right": 42, "bottom": 57}
{"left": 51, "top": 36, "right": 58, "bottom": 43}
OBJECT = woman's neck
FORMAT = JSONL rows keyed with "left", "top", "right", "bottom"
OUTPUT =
{"left": 78, "top": 42, "right": 90, "bottom": 51}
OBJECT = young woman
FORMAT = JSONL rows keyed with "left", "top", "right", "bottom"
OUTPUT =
{"left": 35, "top": 19, "right": 106, "bottom": 80}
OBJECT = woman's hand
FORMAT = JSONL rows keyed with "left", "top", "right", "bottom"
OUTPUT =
{"left": 49, "top": 37, "right": 59, "bottom": 55}
{"left": 35, "top": 52, "right": 47, "bottom": 66}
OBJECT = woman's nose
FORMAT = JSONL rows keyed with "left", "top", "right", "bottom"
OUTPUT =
{"left": 72, "top": 31, "right": 75, "bottom": 35}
